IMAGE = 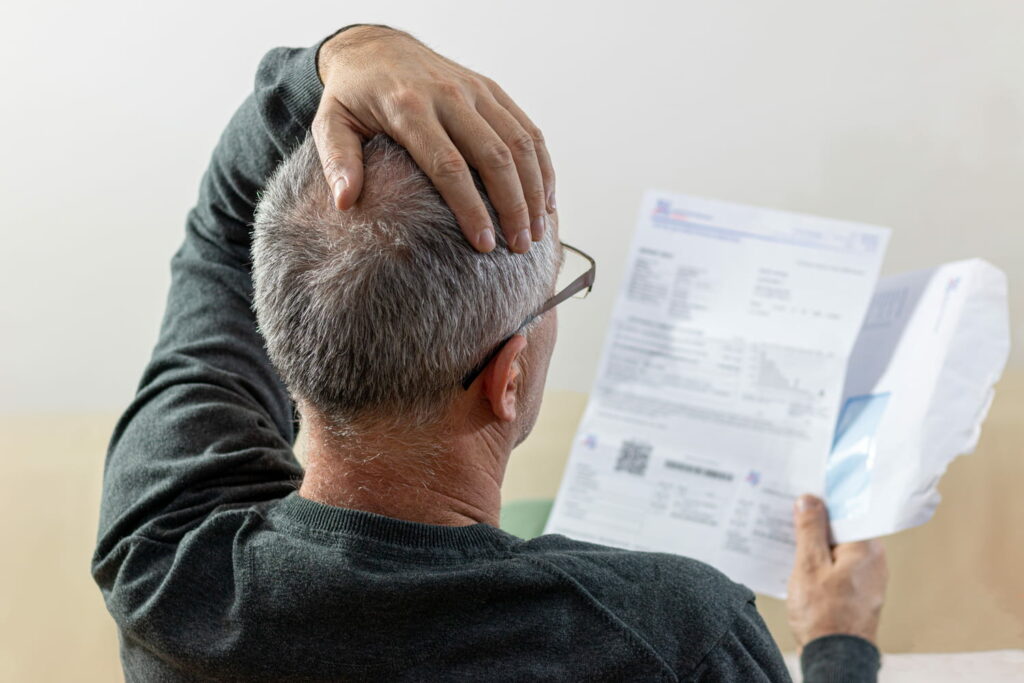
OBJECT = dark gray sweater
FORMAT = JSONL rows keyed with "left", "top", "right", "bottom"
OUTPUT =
{"left": 92, "top": 29, "right": 881, "bottom": 682}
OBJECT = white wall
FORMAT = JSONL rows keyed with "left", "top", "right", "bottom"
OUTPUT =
{"left": 2, "top": 0, "right": 1022, "bottom": 412}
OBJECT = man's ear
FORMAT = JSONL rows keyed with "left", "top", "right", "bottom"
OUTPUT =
{"left": 480, "top": 334, "right": 528, "bottom": 422}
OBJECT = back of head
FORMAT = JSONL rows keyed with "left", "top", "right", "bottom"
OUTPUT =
{"left": 252, "top": 135, "right": 559, "bottom": 431}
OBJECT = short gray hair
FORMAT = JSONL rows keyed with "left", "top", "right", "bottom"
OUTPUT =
{"left": 252, "top": 134, "right": 560, "bottom": 430}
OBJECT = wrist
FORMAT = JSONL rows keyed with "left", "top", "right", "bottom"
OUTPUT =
{"left": 316, "top": 24, "right": 401, "bottom": 84}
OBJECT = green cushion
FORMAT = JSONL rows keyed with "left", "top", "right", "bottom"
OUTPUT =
{"left": 499, "top": 498, "right": 554, "bottom": 540}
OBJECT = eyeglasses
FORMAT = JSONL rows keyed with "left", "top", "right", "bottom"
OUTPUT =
{"left": 461, "top": 242, "right": 596, "bottom": 390}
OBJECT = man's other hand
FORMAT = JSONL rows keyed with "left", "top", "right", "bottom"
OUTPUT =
{"left": 313, "top": 25, "right": 555, "bottom": 254}
{"left": 786, "top": 494, "right": 888, "bottom": 649}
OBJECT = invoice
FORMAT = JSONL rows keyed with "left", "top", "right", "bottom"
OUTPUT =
{"left": 544, "top": 191, "right": 890, "bottom": 597}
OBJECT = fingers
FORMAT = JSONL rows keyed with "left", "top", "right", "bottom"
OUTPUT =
{"left": 389, "top": 109, "right": 498, "bottom": 252}
{"left": 312, "top": 97, "right": 366, "bottom": 210}
{"left": 315, "top": 60, "right": 550, "bottom": 254}
{"left": 438, "top": 100, "right": 533, "bottom": 253}
{"left": 792, "top": 494, "right": 833, "bottom": 574}
{"left": 475, "top": 96, "right": 548, "bottom": 243}
{"left": 484, "top": 78, "right": 556, "bottom": 212}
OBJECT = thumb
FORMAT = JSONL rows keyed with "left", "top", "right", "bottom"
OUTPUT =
{"left": 792, "top": 494, "right": 833, "bottom": 573}
{"left": 311, "top": 99, "right": 366, "bottom": 210}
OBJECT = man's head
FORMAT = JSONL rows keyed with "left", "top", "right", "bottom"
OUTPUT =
{"left": 252, "top": 134, "right": 561, "bottom": 444}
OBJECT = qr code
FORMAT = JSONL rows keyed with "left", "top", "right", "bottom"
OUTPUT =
{"left": 615, "top": 440, "right": 652, "bottom": 476}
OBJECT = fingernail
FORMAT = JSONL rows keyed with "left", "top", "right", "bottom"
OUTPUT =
{"left": 796, "top": 495, "right": 817, "bottom": 513}
{"left": 547, "top": 189, "right": 557, "bottom": 210}
{"left": 476, "top": 228, "right": 496, "bottom": 252}
{"left": 514, "top": 229, "right": 532, "bottom": 252}
{"left": 332, "top": 177, "right": 348, "bottom": 209}
{"left": 531, "top": 215, "right": 546, "bottom": 242}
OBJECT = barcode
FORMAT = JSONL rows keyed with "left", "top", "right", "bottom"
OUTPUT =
{"left": 615, "top": 440, "right": 652, "bottom": 476}
{"left": 664, "top": 459, "right": 734, "bottom": 481}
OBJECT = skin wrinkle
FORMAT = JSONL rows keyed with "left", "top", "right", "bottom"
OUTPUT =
{"left": 303, "top": 411, "right": 495, "bottom": 526}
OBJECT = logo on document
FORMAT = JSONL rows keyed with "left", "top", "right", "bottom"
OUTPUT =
{"left": 745, "top": 470, "right": 761, "bottom": 487}
{"left": 654, "top": 199, "right": 671, "bottom": 216}
{"left": 582, "top": 434, "right": 598, "bottom": 450}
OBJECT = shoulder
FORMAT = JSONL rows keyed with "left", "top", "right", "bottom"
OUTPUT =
{"left": 517, "top": 533, "right": 754, "bottom": 605}
{"left": 515, "top": 534, "right": 763, "bottom": 674}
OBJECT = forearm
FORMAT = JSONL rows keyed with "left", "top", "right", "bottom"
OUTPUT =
{"left": 94, "top": 30, "right": 344, "bottom": 567}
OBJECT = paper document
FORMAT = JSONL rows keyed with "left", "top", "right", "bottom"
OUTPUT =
{"left": 828, "top": 259, "right": 1010, "bottom": 541}
{"left": 544, "top": 191, "right": 1009, "bottom": 597}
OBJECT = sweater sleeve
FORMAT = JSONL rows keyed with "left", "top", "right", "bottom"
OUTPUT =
{"left": 694, "top": 613, "right": 881, "bottom": 683}
{"left": 92, "top": 30, "right": 349, "bottom": 577}
{"left": 694, "top": 599, "right": 794, "bottom": 682}
{"left": 801, "top": 635, "right": 881, "bottom": 683}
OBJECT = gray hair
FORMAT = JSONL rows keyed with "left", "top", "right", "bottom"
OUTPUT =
{"left": 252, "top": 134, "right": 560, "bottom": 431}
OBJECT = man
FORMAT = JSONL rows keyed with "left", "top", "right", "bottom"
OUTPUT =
{"left": 94, "top": 24, "right": 886, "bottom": 681}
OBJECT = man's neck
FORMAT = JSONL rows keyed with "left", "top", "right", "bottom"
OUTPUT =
{"left": 298, "top": 414, "right": 512, "bottom": 528}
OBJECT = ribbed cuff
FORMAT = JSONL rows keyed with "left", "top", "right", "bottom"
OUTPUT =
{"left": 275, "top": 24, "right": 396, "bottom": 132}
{"left": 281, "top": 44, "right": 326, "bottom": 119}
{"left": 800, "top": 634, "right": 880, "bottom": 683}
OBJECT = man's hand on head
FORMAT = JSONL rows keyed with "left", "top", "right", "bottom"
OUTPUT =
{"left": 312, "top": 25, "right": 555, "bottom": 254}
{"left": 786, "top": 494, "right": 888, "bottom": 650}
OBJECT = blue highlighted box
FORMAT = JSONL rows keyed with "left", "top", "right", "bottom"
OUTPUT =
{"left": 826, "top": 393, "right": 890, "bottom": 521}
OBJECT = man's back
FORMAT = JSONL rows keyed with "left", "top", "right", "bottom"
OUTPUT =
{"left": 102, "top": 491, "right": 783, "bottom": 681}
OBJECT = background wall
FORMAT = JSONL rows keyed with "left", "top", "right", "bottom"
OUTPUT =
{"left": 1, "top": 0, "right": 1022, "bottom": 413}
